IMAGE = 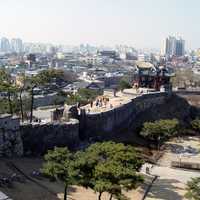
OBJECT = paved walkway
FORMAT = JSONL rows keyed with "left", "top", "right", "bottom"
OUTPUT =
{"left": 140, "top": 136, "right": 200, "bottom": 199}
{"left": 145, "top": 178, "right": 186, "bottom": 200}
{"left": 151, "top": 165, "right": 200, "bottom": 184}
{"left": 141, "top": 164, "right": 200, "bottom": 200}
{"left": 83, "top": 88, "right": 140, "bottom": 114}
{"left": 0, "top": 191, "right": 12, "bottom": 200}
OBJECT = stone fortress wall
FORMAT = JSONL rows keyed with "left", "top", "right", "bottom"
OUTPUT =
{"left": 79, "top": 92, "right": 171, "bottom": 138}
{"left": 0, "top": 113, "right": 79, "bottom": 156}
{"left": 0, "top": 91, "right": 194, "bottom": 156}
{"left": 0, "top": 115, "right": 23, "bottom": 157}
{"left": 21, "top": 119, "right": 79, "bottom": 155}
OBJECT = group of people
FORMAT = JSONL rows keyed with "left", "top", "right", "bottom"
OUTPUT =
{"left": 93, "top": 96, "right": 110, "bottom": 108}
{"left": 145, "top": 164, "right": 154, "bottom": 175}
{"left": 86, "top": 96, "right": 114, "bottom": 113}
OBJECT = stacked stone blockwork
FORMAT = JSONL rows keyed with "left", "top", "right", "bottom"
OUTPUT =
{"left": 0, "top": 114, "right": 23, "bottom": 157}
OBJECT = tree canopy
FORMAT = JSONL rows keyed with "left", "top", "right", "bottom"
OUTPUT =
{"left": 42, "top": 142, "right": 144, "bottom": 200}
{"left": 140, "top": 119, "right": 179, "bottom": 142}
{"left": 0, "top": 68, "right": 66, "bottom": 117}
{"left": 118, "top": 80, "right": 132, "bottom": 92}
{"left": 185, "top": 177, "right": 200, "bottom": 200}
{"left": 27, "top": 69, "right": 65, "bottom": 122}
{"left": 191, "top": 119, "right": 200, "bottom": 132}
{"left": 42, "top": 147, "right": 75, "bottom": 200}
{"left": 72, "top": 142, "right": 143, "bottom": 199}
{"left": 36, "top": 69, "right": 64, "bottom": 85}
{"left": 0, "top": 69, "right": 18, "bottom": 115}
{"left": 65, "top": 88, "right": 102, "bottom": 106}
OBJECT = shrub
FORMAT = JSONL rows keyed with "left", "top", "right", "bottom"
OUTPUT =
{"left": 191, "top": 119, "right": 200, "bottom": 132}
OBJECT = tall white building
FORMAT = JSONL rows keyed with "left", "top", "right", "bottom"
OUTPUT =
{"left": 0, "top": 37, "right": 10, "bottom": 53}
{"left": 162, "top": 36, "right": 185, "bottom": 57}
{"left": 11, "top": 38, "right": 23, "bottom": 53}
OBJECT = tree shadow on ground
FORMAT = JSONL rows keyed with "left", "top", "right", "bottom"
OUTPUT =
{"left": 147, "top": 178, "right": 185, "bottom": 200}
{"left": 165, "top": 143, "right": 185, "bottom": 154}
{"left": 166, "top": 143, "right": 199, "bottom": 155}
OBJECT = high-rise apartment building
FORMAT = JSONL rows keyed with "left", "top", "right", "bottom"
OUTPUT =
{"left": 11, "top": 38, "right": 23, "bottom": 53}
{"left": 0, "top": 37, "right": 10, "bottom": 53}
{"left": 175, "top": 38, "right": 185, "bottom": 57}
{"left": 162, "top": 36, "right": 185, "bottom": 57}
{"left": 162, "top": 36, "right": 176, "bottom": 56}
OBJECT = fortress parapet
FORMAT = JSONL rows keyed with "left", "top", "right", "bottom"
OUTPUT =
{"left": 0, "top": 114, "right": 23, "bottom": 157}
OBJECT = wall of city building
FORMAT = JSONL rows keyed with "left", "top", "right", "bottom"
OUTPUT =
{"left": 162, "top": 36, "right": 185, "bottom": 57}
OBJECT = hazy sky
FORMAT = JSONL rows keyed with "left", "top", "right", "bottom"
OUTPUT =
{"left": 0, "top": 0, "right": 199, "bottom": 49}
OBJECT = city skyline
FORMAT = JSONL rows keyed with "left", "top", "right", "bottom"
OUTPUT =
{"left": 0, "top": 35, "right": 186, "bottom": 55}
{"left": 0, "top": 0, "right": 200, "bottom": 49}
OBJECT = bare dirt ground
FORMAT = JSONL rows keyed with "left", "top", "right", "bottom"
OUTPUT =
{"left": 0, "top": 158, "right": 149, "bottom": 200}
